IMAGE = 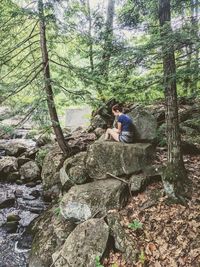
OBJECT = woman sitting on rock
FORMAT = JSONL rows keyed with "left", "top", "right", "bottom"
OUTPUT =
{"left": 105, "top": 104, "right": 134, "bottom": 143}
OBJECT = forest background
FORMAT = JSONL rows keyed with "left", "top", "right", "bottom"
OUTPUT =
{"left": 0, "top": 0, "right": 199, "bottom": 200}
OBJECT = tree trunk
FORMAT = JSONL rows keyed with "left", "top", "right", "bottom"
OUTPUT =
{"left": 101, "top": 0, "right": 115, "bottom": 79}
{"left": 97, "top": 0, "right": 115, "bottom": 101}
{"left": 190, "top": 0, "right": 199, "bottom": 95}
{"left": 158, "top": 0, "right": 188, "bottom": 202}
{"left": 86, "top": 0, "right": 94, "bottom": 72}
{"left": 38, "top": 0, "right": 69, "bottom": 156}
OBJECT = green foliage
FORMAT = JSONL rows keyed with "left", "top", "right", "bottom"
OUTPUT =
{"left": 95, "top": 256, "right": 104, "bottom": 267}
{"left": 54, "top": 207, "right": 61, "bottom": 217}
{"left": 35, "top": 148, "right": 49, "bottom": 167}
{"left": 0, "top": 0, "right": 199, "bottom": 125}
{"left": 0, "top": 125, "right": 15, "bottom": 136}
{"left": 138, "top": 250, "right": 146, "bottom": 264}
{"left": 128, "top": 219, "right": 143, "bottom": 230}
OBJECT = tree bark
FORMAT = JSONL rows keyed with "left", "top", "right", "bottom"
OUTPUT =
{"left": 190, "top": 0, "right": 199, "bottom": 94}
{"left": 97, "top": 0, "right": 115, "bottom": 101}
{"left": 86, "top": 0, "right": 94, "bottom": 72}
{"left": 38, "top": 0, "right": 69, "bottom": 156}
{"left": 101, "top": 0, "right": 115, "bottom": 79}
{"left": 158, "top": 0, "right": 188, "bottom": 202}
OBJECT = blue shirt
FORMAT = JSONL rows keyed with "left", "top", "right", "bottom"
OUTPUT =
{"left": 117, "top": 114, "right": 133, "bottom": 132}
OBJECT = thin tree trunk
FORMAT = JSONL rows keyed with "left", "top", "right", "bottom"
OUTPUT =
{"left": 38, "top": 0, "right": 69, "bottom": 156}
{"left": 158, "top": 0, "right": 188, "bottom": 202}
{"left": 97, "top": 0, "right": 115, "bottom": 101}
{"left": 86, "top": 0, "right": 94, "bottom": 72}
{"left": 101, "top": 0, "right": 115, "bottom": 79}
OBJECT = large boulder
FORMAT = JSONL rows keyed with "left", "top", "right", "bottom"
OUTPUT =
{"left": 0, "top": 140, "right": 26, "bottom": 157}
{"left": 60, "top": 179, "right": 129, "bottom": 222}
{"left": 128, "top": 106, "right": 157, "bottom": 142}
{"left": 29, "top": 207, "right": 76, "bottom": 267}
{"left": 52, "top": 218, "right": 109, "bottom": 267}
{"left": 60, "top": 152, "right": 88, "bottom": 190}
{"left": 90, "top": 115, "right": 107, "bottom": 130}
{"left": 41, "top": 144, "right": 63, "bottom": 190}
{"left": 86, "top": 141, "right": 155, "bottom": 179}
{"left": 107, "top": 212, "right": 137, "bottom": 263}
{"left": 0, "top": 156, "right": 18, "bottom": 177}
{"left": 19, "top": 161, "right": 40, "bottom": 182}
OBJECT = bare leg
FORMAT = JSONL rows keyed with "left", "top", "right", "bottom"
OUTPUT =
{"left": 105, "top": 128, "right": 119, "bottom": 142}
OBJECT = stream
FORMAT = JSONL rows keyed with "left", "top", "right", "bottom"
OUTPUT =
{"left": 0, "top": 137, "right": 48, "bottom": 267}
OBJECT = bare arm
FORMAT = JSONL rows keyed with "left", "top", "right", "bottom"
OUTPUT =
{"left": 116, "top": 122, "right": 122, "bottom": 133}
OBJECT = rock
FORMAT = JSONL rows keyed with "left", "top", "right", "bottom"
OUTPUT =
{"left": 129, "top": 174, "right": 146, "bottom": 192}
{"left": 0, "top": 156, "right": 18, "bottom": 176}
{"left": 94, "top": 127, "right": 106, "bottom": 138}
{"left": 16, "top": 179, "right": 23, "bottom": 185}
{"left": 7, "top": 172, "right": 20, "bottom": 182}
{"left": 41, "top": 144, "right": 63, "bottom": 190}
{"left": 15, "top": 189, "right": 23, "bottom": 197}
{"left": 17, "top": 157, "right": 31, "bottom": 167}
{"left": 19, "top": 161, "right": 40, "bottom": 182}
{"left": 180, "top": 125, "right": 199, "bottom": 136}
{"left": 86, "top": 141, "right": 155, "bottom": 179}
{"left": 25, "top": 182, "right": 37, "bottom": 188}
{"left": 36, "top": 135, "right": 51, "bottom": 147}
{"left": 90, "top": 115, "right": 107, "bottom": 130}
{"left": 60, "top": 179, "right": 129, "bottom": 222}
{"left": 29, "top": 207, "right": 76, "bottom": 267}
{"left": 0, "top": 192, "right": 15, "bottom": 208}
{"left": 3, "top": 221, "right": 19, "bottom": 233}
{"left": 30, "top": 190, "right": 40, "bottom": 198}
{"left": 60, "top": 152, "right": 88, "bottom": 190}
{"left": 128, "top": 106, "right": 157, "bottom": 141}
{"left": 52, "top": 218, "right": 109, "bottom": 267}
{"left": 0, "top": 140, "right": 27, "bottom": 156}
{"left": 181, "top": 141, "right": 200, "bottom": 155}
{"left": 7, "top": 214, "right": 21, "bottom": 222}
{"left": 66, "top": 131, "right": 97, "bottom": 152}
{"left": 43, "top": 184, "right": 60, "bottom": 203}
{"left": 107, "top": 212, "right": 137, "bottom": 263}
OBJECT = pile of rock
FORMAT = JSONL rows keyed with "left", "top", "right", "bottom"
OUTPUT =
{"left": 29, "top": 107, "right": 159, "bottom": 267}
{"left": 0, "top": 139, "right": 41, "bottom": 186}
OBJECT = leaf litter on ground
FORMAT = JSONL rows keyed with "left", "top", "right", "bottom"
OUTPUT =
{"left": 103, "top": 152, "right": 200, "bottom": 267}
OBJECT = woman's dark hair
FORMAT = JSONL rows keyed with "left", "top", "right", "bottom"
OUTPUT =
{"left": 112, "top": 104, "right": 123, "bottom": 112}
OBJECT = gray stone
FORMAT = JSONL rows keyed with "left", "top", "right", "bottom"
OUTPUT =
{"left": 60, "top": 179, "right": 128, "bottom": 222}
{"left": 41, "top": 144, "right": 63, "bottom": 190}
{"left": 0, "top": 140, "right": 27, "bottom": 156}
{"left": 17, "top": 157, "right": 31, "bottom": 167}
{"left": 86, "top": 141, "right": 155, "bottom": 179}
{"left": 60, "top": 152, "right": 88, "bottom": 190}
{"left": 7, "top": 172, "right": 20, "bottom": 182}
{"left": 52, "top": 218, "right": 109, "bottom": 267}
{"left": 90, "top": 115, "right": 107, "bottom": 130}
{"left": 107, "top": 212, "right": 137, "bottom": 263}
{"left": 29, "top": 207, "right": 75, "bottom": 267}
{"left": 0, "top": 156, "right": 18, "bottom": 175}
{"left": 129, "top": 174, "right": 146, "bottom": 192}
{"left": 94, "top": 127, "right": 105, "bottom": 138}
{"left": 128, "top": 106, "right": 157, "bottom": 141}
{"left": 0, "top": 191, "right": 15, "bottom": 209}
{"left": 19, "top": 161, "right": 40, "bottom": 181}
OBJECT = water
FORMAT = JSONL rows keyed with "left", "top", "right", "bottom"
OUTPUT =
{"left": 0, "top": 183, "right": 48, "bottom": 267}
